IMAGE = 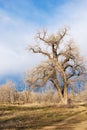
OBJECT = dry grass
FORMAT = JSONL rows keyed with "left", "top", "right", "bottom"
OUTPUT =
{"left": 0, "top": 104, "right": 87, "bottom": 130}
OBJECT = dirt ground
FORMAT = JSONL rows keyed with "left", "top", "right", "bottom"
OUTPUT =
{"left": 41, "top": 107, "right": 87, "bottom": 130}
{"left": 0, "top": 103, "right": 87, "bottom": 130}
{"left": 74, "top": 120, "right": 87, "bottom": 130}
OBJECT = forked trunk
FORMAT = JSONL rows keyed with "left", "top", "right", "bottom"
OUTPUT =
{"left": 59, "top": 88, "right": 68, "bottom": 105}
{"left": 52, "top": 78, "right": 68, "bottom": 105}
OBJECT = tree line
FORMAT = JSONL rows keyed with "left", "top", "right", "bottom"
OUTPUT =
{"left": 0, "top": 80, "right": 87, "bottom": 105}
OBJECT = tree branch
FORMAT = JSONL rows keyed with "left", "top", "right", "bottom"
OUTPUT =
{"left": 29, "top": 46, "right": 51, "bottom": 58}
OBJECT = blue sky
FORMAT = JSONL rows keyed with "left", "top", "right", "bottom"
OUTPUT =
{"left": 0, "top": 0, "right": 87, "bottom": 77}
{"left": 0, "top": 0, "right": 69, "bottom": 26}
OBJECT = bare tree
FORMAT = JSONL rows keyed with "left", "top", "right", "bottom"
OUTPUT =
{"left": 0, "top": 81, "right": 17, "bottom": 104}
{"left": 26, "top": 27, "right": 86, "bottom": 105}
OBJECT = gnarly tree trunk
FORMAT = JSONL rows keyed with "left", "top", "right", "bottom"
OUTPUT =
{"left": 62, "top": 86, "right": 68, "bottom": 104}
{"left": 52, "top": 78, "right": 68, "bottom": 105}
{"left": 55, "top": 60, "right": 68, "bottom": 105}
{"left": 60, "top": 89, "right": 68, "bottom": 105}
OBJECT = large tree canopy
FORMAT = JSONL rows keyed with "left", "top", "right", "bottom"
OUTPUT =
{"left": 27, "top": 27, "right": 86, "bottom": 104}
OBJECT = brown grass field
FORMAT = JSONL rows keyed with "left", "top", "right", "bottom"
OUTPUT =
{"left": 0, "top": 103, "right": 87, "bottom": 130}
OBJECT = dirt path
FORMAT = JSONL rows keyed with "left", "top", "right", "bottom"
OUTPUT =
{"left": 41, "top": 109, "right": 87, "bottom": 130}
{"left": 74, "top": 120, "right": 87, "bottom": 130}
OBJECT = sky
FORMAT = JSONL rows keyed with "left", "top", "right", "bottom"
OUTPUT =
{"left": 0, "top": 0, "right": 87, "bottom": 77}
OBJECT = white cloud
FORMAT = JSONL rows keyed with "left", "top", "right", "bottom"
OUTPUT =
{"left": 46, "top": 0, "right": 87, "bottom": 57}
{"left": 0, "top": 10, "right": 44, "bottom": 75}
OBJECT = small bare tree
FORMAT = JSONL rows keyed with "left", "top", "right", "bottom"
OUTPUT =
{"left": 26, "top": 27, "right": 86, "bottom": 105}
{"left": 0, "top": 81, "right": 16, "bottom": 104}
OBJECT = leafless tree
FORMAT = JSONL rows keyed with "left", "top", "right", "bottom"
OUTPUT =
{"left": 0, "top": 81, "right": 17, "bottom": 104}
{"left": 26, "top": 27, "right": 87, "bottom": 105}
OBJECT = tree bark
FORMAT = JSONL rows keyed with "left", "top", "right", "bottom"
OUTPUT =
{"left": 52, "top": 78, "right": 68, "bottom": 105}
